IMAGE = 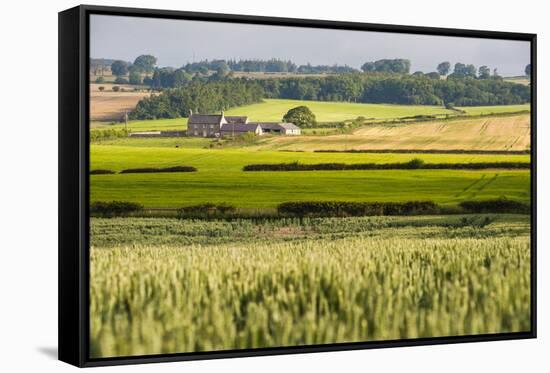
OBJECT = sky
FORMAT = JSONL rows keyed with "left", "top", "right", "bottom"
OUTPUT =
{"left": 90, "top": 15, "right": 530, "bottom": 77}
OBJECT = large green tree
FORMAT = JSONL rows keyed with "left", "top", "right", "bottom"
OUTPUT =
{"left": 283, "top": 106, "right": 317, "bottom": 128}
{"left": 133, "top": 55, "right": 157, "bottom": 73}
{"left": 361, "top": 59, "right": 410, "bottom": 74}
{"left": 128, "top": 70, "right": 142, "bottom": 85}
{"left": 110, "top": 60, "right": 129, "bottom": 77}
{"left": 450, "top": 63, "right": 477, "bottom": 78}
{"left": 525, "top": 64, "right": 531, "bottom": 78}
{"left": 361, "top": 62, "right": 375, "bottom": 72}
{"left": 478, "top": 66, "right": 491, "bottom": 79}
{"left": 437, "top": 62, "right": 451, "bottom": 76}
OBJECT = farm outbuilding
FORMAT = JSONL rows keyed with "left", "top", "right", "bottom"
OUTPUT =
{"left": 186, "top": 111, "right": 301, "bottom": 137}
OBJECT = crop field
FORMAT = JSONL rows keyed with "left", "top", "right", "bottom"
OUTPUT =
{"left": 94, "top": 113, "right": 531, "bottom": 152}
{"left": 90, "top": 145, "right": 530, "bottom": 208}
{"left": 504, "top": 77, "right": 531, "bottom": 86}
{"left": 90, "top": 84, "right": 154, "bottom": 121}
{"left": 90, "top": 214, "right": 531, "bottom": 357}
{"left": 248, "top": 114, "right": 531, "bottom": 152}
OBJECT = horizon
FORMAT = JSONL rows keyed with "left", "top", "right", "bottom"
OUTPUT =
{"left": 90, "top": 15, "right": 530, "bottom": 77}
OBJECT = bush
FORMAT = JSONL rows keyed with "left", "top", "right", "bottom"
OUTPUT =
{"left": 90, "top": 169, "right": 115, "bottom": 175}
{"left": 112, "top": 86, "right": 120, "bottom": 92}
{"left": 177, "top": 203, "right": 236, "bottom": 218}
{"left": 277, "top": 201, "right": 440, "bottom": 217}
{"left": 459, "top": 199, "right": 530, "bottom": 214}
{"left": 95, "top": 76, "right": 105, "bottom": 83}
{"left": 90, "top": 201, "right": 143, "bottom": 216}
{"left": 90, "top": 128, "right": 128, "bottom": 142}
{"left": 119, "top": 166, "right": 197, "bottom": 174}
{"left": 404, "top": 158, "right": 425, "bottom": 169}
{"left": 98, "top": 86, "right": 105, "bottom": 92}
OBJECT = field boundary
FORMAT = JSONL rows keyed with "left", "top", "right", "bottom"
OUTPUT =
{"left": 243, "top": 161, "right": 530, "bottom": 171}
{"left": 311, "top": 149, "right": 530, "bottom": 155}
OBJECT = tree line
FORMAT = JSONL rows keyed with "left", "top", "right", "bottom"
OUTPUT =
{"left": 101, "top": 54, "right": 530, "bottom": 95}
{"left": 185, "top": 59, "right": 359, "bottom": 74}
{"left": 129, "top": 79, "right": 264, "bottom": 120}
{"left": 258, "top": 73, "right": 530, "bottom": 106}
{"left": 97, "top": 55, "right": 158, "bottom": 85}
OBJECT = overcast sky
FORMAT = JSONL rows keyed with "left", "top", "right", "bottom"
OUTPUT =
{"left": 90, "top": 15, "right": 530, "bottom": 77}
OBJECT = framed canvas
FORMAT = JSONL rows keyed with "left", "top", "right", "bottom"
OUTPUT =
{"left": 58, "top": 4, "right": 537, "bottom": 367}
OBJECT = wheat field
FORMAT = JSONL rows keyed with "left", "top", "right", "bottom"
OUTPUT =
{"left": 89, "top": 215, "right": 531, "bottom": 358}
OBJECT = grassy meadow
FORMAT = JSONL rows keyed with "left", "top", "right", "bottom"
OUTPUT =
{"left": 90, "top": 146, "right": 530, "bottom": 208}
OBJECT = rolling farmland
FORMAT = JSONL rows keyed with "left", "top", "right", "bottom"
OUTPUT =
{"left": 86, "top": 24, "right": 534, "bottom": 360}
{"left": 89, "top": 97, "right": 532, "bottom": 357}
{"left": 90, "top": 98, "right": 530, "bottom": 130}
{"left": 90, "top": 145, "right": 530, "bottom": 208}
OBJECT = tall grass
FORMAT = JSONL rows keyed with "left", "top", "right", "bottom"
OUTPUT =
{"left": 90, "top": 216, "right": 531, "bottom": 358}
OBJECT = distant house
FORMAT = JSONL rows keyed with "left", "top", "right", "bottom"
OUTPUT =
{"left": 187, "top": 111, "right": 301, "bottom": 137}
{"left": 277, "top": 123, "right": 301, "bottom": 135}
{"left": 219, "top": 123, "right": 262, "bottom": 136}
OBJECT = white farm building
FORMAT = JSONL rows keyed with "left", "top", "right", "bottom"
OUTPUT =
{"left": 187, "top": 111, "right": 301, "bottom": 138}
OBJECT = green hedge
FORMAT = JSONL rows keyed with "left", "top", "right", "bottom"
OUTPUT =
{"left": 243, "top": 160, "right": 529, "bottom": 171}
{"left": 90, "top": 201, "right": 144, "bottom": 217}
{"left": 277, "top": 201, "right": 441, "bottom": 217}
{"left": 119, "top": 166, "right": 197, "bottom": 174}
{"left": 459, "top": 199, "right": 530, "bottom": 214}
{"left": 90, "top": 128, "right": 128, "bottom": 142}
{"left": 177, "top": 203, "right": 236, "bottom": 218}
{"left": 313, "top": 149, "right": 530, "bottom": 155}
{"left": 90, "top": 169, "right": 115, "bottom": 175}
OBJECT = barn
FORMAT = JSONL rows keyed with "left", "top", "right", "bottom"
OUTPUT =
{"left": 187, "top": 111, "right": 301, "bottom": 137}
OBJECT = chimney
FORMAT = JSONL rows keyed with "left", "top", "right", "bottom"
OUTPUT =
{"left": 220, "top": 110, "right": 226, "bottom": 126}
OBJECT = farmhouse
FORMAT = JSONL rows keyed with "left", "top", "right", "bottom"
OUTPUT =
{"left": 187, "top": 111, "right": 301, "bottom": 137}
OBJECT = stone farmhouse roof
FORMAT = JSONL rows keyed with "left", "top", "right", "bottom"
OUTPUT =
{"left": 277, "top": 123, "right": 301, "bottom": 130}
{"left": 225, "top": 116, "right": 248, "bottom": 124}
{"left": 220, "top": 123, "right": 260, "bottom": 133}
{"left": 188, "top": 114, "right": 222, "bottom": 125}
{"left": 252, "top": 122, "right": 282, "bottom": 130}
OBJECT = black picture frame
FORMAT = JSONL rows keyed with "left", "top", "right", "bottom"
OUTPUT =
{"left": 59, "top": 4, "right": 537, "bottom": 367}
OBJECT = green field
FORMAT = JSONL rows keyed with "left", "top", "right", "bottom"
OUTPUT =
{"left": 458, "top": 104, "right": 530, "bottom": 116}
{"left": 90, "top": 214, "right": 531, "bottom": 357}
{"left": 90, "top": 146, "right": 530, "bottom": 208}
{"left": 225, "top": 99, "right": 455, "bottom": 122}
{"left": 94, "top": 117, "right": 188, "bottom": 132}
{"left": 91, "top": 100, "right": 530, "bottom": 133}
